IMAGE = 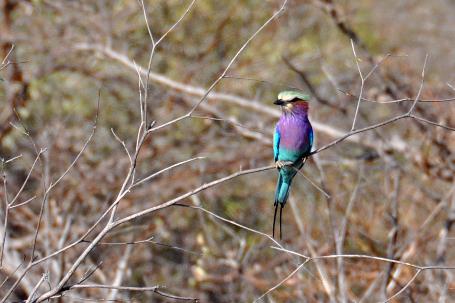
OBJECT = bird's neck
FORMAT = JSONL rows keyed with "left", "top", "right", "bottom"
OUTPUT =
{"left": 284, "top": 102, "right": 309, "bottom": 118}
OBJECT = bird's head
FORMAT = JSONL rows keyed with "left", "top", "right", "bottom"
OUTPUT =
{"left": 273, "top": 90, "right": 310, "bottom": 113}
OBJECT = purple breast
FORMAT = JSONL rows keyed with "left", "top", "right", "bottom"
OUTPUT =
{"left": 279, "top": 116, "right": 312, "bottom": 152}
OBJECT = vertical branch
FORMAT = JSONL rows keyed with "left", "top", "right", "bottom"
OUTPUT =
{"left": 436, "top": 185, "right": 455, "bottom": 263}
{"left": 350, "top": 40, "right": 391, "bottom": 131}
{"left": 139, "top": 0, "right": 197, "bottom": 130}
{"left": 312, "top": 154, "right": 337, "bottom": 247}
{"left": 288, "top": 196, "right": 337, "bottom": 302}
{"left": 0, "top": 161, "right": 9, "bottom": 268}
{"left": 382, "top": 169, "right": 401, "bottom": 299}
{"left": 436, "top": 184, "right": 455, "bottom": 302}
{"left": 350, "top": 39, "right": 364, "bottom": 131}
{"left": 133, "top": 60, "right": 145, "bottom": 136}
{"left": 138, "top": 0, "right": 155, "bottom": 130}
{"left": 0, "top": 150, "right": 43, "bottom": 266}
{"left": 336, "top": 164, "right": 363, "bottom": 303}
{"left": 407, "top": 54, "right": 429, "bottom": 115}
{"left": 107, "top": 244, "right": 132, "bottom": 301}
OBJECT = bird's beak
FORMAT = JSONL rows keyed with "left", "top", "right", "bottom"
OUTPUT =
{"left": 274, "top": 99, "right": 285, "bottom": 106}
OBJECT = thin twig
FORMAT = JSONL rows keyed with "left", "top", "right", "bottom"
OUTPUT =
{"left": 176, "top": 204, "right": 284, "bottom": 250}
{"left": 132, "top": 156, "right": 206, "bottom": 188}
{"left": 407, "top": 54, "right": 429, "bottom": 114}
{"left": 271, "top": 246, "right": 455, "bottom": 271}
{"left": 253, "top": 261, "right": 310, "bottom": 302}
{"left": 66, "top": 284, "right": 198, "bottom": 301}
{"left": 338, "top": 88, "right": 455, "bottom": 103}
{"left": 111, "top": 128, "right": 132, "bottom": 166}
{"left": 1, "top": 44, "right": 14, "bottom": 65}
{"left": 350, "top": 39, "right": 364, "bottom": 131}
{"left": 25, "top": 273, "right": 47, "bottom": 303}
{"left": 187, "top": 0, "right": 288, "bottom": 116}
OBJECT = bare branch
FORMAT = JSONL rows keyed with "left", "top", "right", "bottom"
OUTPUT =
{"left": 64, "top": 284, "right": 199, "bottom": 301}
{"left": 107, "top": 244, "right": 132, "bottom": 301}
{"left": 187, "top": 0, "right": 289, "bottom": 116}
{"left": 1, "top": 44, "right": 14, "bottom": 65}
{"left": 407, "top": 54, "right": 429, "bottom": 114}
{"left": 382, "top": 269, "right": 422, "bottom": 303}
{"left": 338, "top": 89, "right": 455, "bottom": 103}
{"left": 111, "top": 128, "right": 132, "bottom": 166}
{"left": 271, "top": 246, "right": 455, "bottom": 271}
{"left": 132, "top": 156, "right": 206, "bottom": 188}
{"left": 74, "top": 44, "right": 411, "bottom": 153}
{"left": 253, "top": 261, "right": 310, "bottom": 302}
{"left": 48, "top": 91, "right": 100, "bottom": 190}
{"left": 25, "top": 273, "right": 47, "bottom": 303}
{"left": 409, "top": 114, "right": 455, "bottom": 131}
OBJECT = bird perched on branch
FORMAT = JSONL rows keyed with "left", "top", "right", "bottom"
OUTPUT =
{"left": 273, "top": 90, "right": 313, "bottom": 239}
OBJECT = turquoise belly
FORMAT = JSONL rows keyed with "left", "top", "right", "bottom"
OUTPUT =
{"left": 277, "top": 147, "right": 305, "bottom": 163}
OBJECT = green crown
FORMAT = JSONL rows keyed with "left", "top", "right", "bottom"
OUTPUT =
{"left": 277, "top": 90, "right": 310, "bottom": 101}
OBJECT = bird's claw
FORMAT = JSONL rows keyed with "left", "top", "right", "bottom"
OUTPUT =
{"left": 275, "top": 160, "right": 293, "bottom": 169}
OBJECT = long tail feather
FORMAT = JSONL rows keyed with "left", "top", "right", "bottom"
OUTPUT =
{"left": 273, "top": 160, "right": 307, "bottom": 239}
{"left": 273, "top": 172, "right": 291, "bottom": 239}
{"left": 272, "top": 203, "right": 278, "bottom": 238}
{"left": 279, "top": 204, "right": 283, "bottom": 240}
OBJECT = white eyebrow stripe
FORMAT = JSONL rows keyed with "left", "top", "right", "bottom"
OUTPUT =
{"left": 281, "top": 95, "right": 294, "bottom": 101}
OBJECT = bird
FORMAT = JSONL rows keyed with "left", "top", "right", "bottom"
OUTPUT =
{"left": 273, "top": 90, "right": 313, "bottom": 239}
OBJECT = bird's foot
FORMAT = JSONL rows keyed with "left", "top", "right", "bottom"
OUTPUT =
{"left": 275, "top": 160, "right": 293, "bottom": 169}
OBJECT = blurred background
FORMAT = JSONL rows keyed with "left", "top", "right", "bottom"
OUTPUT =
{"left": 0, "top": 0, "right": 454, "bottom": 302}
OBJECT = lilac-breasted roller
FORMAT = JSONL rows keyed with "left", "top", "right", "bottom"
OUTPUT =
{"left": 273, "top": 90, "right": 313, "bottom": 239}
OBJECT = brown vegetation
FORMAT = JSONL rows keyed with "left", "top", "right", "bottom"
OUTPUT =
{"left": 0, "top": 0, "right": 454, "bottom": 302}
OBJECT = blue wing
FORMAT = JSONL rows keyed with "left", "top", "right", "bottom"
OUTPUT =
{"left": 309, "top": 128, "right": 314, "bottom": 151}
{"left": 273, "top": 126, "right": 280, "bottom": 162}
